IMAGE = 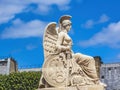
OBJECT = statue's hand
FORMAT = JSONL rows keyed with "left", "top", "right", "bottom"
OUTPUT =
{"left": 66, "top": 46, "right": 71, "bottom": 51}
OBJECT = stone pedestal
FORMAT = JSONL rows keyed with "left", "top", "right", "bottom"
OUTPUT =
{"left": 38, "top": 85, "right": 105, "bottom": 90}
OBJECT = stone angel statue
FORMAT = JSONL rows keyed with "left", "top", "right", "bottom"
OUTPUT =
{"left": 39, "top": 15, "right": 106, "bottom": 88}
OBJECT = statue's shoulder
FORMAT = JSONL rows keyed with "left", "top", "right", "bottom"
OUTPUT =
{"left": 58, "top": 31, "right": 66, "bottom": 37}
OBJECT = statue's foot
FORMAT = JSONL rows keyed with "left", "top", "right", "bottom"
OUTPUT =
{"left": 96, "top": 80, "right": 107, "bottom": 87}
{"left": 99, "top": 82, "right": 107, "bottom": 87}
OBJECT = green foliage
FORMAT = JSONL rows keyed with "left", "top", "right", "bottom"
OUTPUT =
{"left": 0, "top": 71, "right": 41, "bottom": 90}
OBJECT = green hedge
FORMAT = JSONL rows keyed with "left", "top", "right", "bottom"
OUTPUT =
{"left": 0, "top": 71, "right": 41, "bottom": 90}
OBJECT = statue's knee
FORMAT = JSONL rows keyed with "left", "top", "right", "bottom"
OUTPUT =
{"left": 74, "top": 53, "right": 81, "bottom": 58}
{"left": 88, "top": 56, "right": 95, "bottom": 63}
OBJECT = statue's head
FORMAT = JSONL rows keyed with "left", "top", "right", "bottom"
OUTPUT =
{"left": 62, "top": 20, "right": 72, "bottom": 27}
{"left": 59, "top": 15, "right": 72, "bottom": 32}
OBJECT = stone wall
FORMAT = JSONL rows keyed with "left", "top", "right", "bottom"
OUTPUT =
{"left": 0, "top": 66, "right": 7, "bottom": 75}
{"left": 100, "top": 63, "right": 120, "bottom": 90}
{"left": 10, "top": 59, "right": 17, "bottom": 73}
{"left": 18, "top": 68, "right": 41, "bottom": 72}
{"left": 0, "top": 61, "right": 7, "bottom": 75}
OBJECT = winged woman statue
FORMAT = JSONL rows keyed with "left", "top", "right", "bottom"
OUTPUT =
{"left": 39, "top": 15, "right": 106, "bottom": 88}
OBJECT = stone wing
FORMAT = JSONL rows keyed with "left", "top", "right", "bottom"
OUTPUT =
{"left": 43, "top": 22, "right": 58, "bottom": 59}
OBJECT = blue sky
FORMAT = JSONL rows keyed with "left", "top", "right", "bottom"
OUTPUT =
{"left": 0, "top": 0, "right": 120, "bottom": 68}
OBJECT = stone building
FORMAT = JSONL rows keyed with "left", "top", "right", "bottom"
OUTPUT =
{"left": 100, "top": 63, "right": 120, "bottom": 90}
{"left": 0, "top": 57, "right": 17, "bottom": 75}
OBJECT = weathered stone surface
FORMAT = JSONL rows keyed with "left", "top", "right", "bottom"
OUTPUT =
{"left": 39, "top": 15, "right": 106, "bottom": 88}
{"left": 100, "top": 63, "right": 120, "bottom": 90}
{"left": 38, "top": 85, "right": 105, "bottom": 90}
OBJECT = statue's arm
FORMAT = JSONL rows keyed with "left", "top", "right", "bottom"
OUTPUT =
{"left": 56, "top": 32, "right": 70, "bottom": 52}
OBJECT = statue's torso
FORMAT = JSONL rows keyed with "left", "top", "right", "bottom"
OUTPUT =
{"left": 62, "top": 32, "right": 72, "bottom": 47}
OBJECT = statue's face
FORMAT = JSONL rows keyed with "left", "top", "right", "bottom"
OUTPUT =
{"left": 65, "top": 23, "right": 71, "bottom": 32}
{"left": 62, "top": 20, "right": 72, "bottom": 32}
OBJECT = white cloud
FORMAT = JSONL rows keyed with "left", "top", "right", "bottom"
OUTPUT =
{"left": 79, "top": 21, "right": 120, "bottom": 48}
{"left": 98, "top": 14, "right": 109, "bottom": 23}
{"left": 82, "top": 14, "right": 109, "bottom": 29}
{"left": 81, "top": 20, "right": 94, "bottom": 28}
{"left": 0, "top": 0, "right": 71, "bottom": 24}
{"left": 1, "top": 19, "right": 47, "bottom": 39}
{"left": 26, "top": 44, "right": 38, "bottom": 50}
{"left": 0, "top": 2, "right": 25, "bottom": 24}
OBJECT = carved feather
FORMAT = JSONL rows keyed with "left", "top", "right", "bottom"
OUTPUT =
{"left": 43, "top": 22, "right": 58, "bottom": 59}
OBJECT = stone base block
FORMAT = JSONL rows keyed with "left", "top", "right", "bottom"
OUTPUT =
{"left": 38, "top": 85, "right": 105, "bottom": 90}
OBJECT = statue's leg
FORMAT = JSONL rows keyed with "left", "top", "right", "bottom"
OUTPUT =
{"left": 74, "top": 53, "right": 107, "bottom": 87}
{"left": 73, "top": 53, "right": 98, "bottom": 82}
